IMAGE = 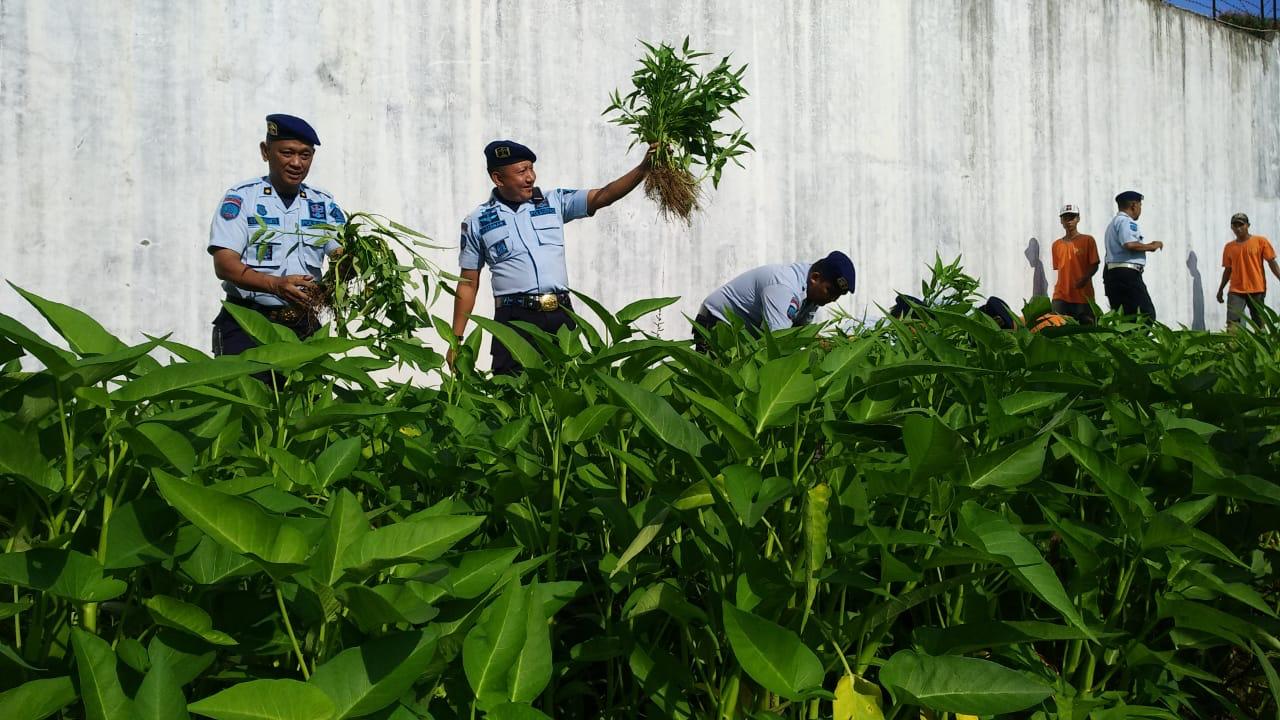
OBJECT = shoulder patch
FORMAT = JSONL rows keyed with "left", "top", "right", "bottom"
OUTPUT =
{"left": 329, "top": 203, "right": 345, "bottom": 223}
{"left": 1129, "top": 222, "right": 1138, "bottom": 231}
{"left": 220, "top": 195, "right": 243, "bottom": 220}
{"left": 786, "top": 296, "right": 801, "bottom": 319}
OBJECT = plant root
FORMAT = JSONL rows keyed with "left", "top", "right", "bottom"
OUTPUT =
{"left": 645, "top": 165, "right": 701, "bottom": 224}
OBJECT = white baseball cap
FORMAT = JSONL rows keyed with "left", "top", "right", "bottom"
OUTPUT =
{"left": 1059, "top": 203, "right": 1082, "bottom": 216}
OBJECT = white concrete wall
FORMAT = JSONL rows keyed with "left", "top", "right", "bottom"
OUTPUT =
{"left": 2, "top": 0, "right": 1279, "bottom": 360}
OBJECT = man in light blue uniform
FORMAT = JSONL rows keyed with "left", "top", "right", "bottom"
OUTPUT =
{"left": 695, "top": 252, "right": 856, "bottom": 350}
{"left": 208, "top": 114, "right": 346, "bottom": 356}
{"left": 450, "top": 140, "right": 652, "bottom": 374}
{"left": 1101, "top": 190, "right": 1163, "bottom": 320}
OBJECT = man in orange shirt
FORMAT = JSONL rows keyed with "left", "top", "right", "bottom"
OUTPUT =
{"left": 1050, "top": 203, "right": 1100, "bottom": 325}
{"left": 1216, "top": 212, "right": 1280, "bottom": 328}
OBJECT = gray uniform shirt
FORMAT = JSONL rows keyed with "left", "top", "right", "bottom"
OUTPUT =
{"left": 1104, "top": 212, "right": 1146, "bottom": 266}
{"left": 700, "top": 262, "right": 817, "bottom": 331}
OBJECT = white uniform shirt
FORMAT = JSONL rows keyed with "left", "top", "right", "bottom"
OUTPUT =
{"left": 701, "top": 262, "right": 818, "bottom": 331}
{"left": 208, "top": 177, "right": 345, "bottom": 307}
{"left": 1104, "top": 212, "right": 1146, "bottom": 266}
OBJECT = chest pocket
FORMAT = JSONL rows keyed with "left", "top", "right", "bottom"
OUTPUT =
{"left": 530, "top": 211, "right": 564, "bottom": 246}
{"left": 295, "top": 236, "right": 330, "bottom": 274}
{"left": 481, "top": 226, "right": 521, "bottom": 265}
{"left": 244, "top": 241, "right": 281, "bottom": 269}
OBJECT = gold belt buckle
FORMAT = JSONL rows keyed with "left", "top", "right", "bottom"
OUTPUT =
{"left": 538, "top": 293, "right": 559, "bottom": 312}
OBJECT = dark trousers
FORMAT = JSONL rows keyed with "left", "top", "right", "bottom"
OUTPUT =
{"left": 692, "top": 312, "right": 722, "bottom": 354}
{"left": 211, "top": 305, "right": 319, "bottom": 386}
{"left": 1102, "top": 267, "right": 1156, "bottom": 321}
{"left": 1051, "top": 299, "right": 1096, "bottom": 326}
{"left": 491, "top": 304, "right": 575, "bottom": 375}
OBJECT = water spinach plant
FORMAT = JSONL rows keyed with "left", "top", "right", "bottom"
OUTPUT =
{"left": 604, "top": 38, "right": 753, "bottom": 223}
{"left": 1, "top": 261, "right": 1279, "bottom": 719}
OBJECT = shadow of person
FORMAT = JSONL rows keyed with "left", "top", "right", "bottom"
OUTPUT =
{"left": 1186, "top": 251, "right": 1206, "bottom": 331}
{"left": 1025, "top": 237, "right": 1048, "bottom": 298}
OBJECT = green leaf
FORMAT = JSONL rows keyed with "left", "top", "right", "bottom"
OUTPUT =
{"left": 623, "top": 582, "right": 708, "bottom": 624}
{"left": 314, "top": 438, "right": 362, "bottom": 488}
{"left": 154, "top": 472, "right": 311, "bottom": 570}
{"left": 188, "top": 679, "right": 335, "bottom": 720}
{"left": 833, "top": 673, "right": 884, "bottom": 720}
{"left": 220, "top": 302, "right": 297, "bottom": 345}
{"left": 127, "top": 423, "right": 197, "bottom": 475}
{"left": 508, "top": 583, "right": 551, "bottom": 703}
{"left": 611, "top": 508, "right": 670, "bottom": 578}
{"left": 486, "top": 704, "right": 553, "bottom": 720}
{"left": 311, "top": 490, "right": 370, "bottom": 586}
{"left": 1055, "top": 434, "right": 1155, "bottom": 520}
{"left": 340, "top": 516, "right": 484, "bottom": 578}
{"left": 880, "top": 650, "right": 1051, "bottom": 714}
{"left": 11, "top": 283, "right": 126, "bottom": 356}
{"left": 916, "top": 621, "right": 1115, "bottom": 655}
{"left": 596, "top": 372, "right": 708, "bottom": 456}
{"left": 112, "top": 358, "right": 263, "bottom": 403}
{"left": 753, "top": 352, "right": 817, "bottom": 434}
{"left": 0, "top": 677, "right": 77, "bottom": 720}
{"left": 309, "top": 630, "right": 439, "bottom": 719}
{"left": 0, "top": 424, "right": 62, "bottom": 494}
{"left": 471, "top": 315, "right": 544, "bottom": 372}
{"left": 957, "top": 502, "right": 1090, "bottom": 635}
{"left": 72, "top": 627, "right": 137, "bottom": 720}
{"left": 720, "top": 601, "right": 824, "bottom": 701}
{"left": 966, "top": 434, "right": 1049, "bottom": 489}
{"left": 464, "top": 581, "right": 530, "bottom": 710}
{"left": 145, "top": 595, "right": 237, "bottom": 646}
{"left": 678, "top": 386, "right": 761, "bottom": 458}
{"left": 435, "top": 547, "right": 524, "bottom": 600}
{"left": 0, "top": 549, "right": 126, "bottom": 602}
{"left": 103, "top": 496, "right": 184, "bottom": 570}
{"left": 562, "top": 405, "right": 620, "bottom": 444}
{"left": 903, "top": 415, "right": 964, "bottom": 480}
{"left": 615, "top": 296, "right": 680, "bottom": 325}
{"left": 135, "top": 653, "right": 191, "bottom": 720}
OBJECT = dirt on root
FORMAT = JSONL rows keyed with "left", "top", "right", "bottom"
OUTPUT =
{"left": 645, "top": 164, "right": 701, "bottom": 223}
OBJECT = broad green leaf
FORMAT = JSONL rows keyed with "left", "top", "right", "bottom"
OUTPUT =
{"left": 188, "top": 679, "right": 335, "bottom": 720}
{"left": 1056, "top": 434, "right": 1155, "bottom": 522}
{"left": 623, "top": 581, "right": 708, "bottom": 624}
{"left": 239, "top": 342, "right": 339, "bottom": 369}
{"left": 721, "top": 601, "right": 824, "bottom": 701}
{"left": 957, "top": 502, "right": 1089, "bottom": 635}
{"left": 999, "top": 391, "right": 1067, "bottom": 416}
{"left": 145, "top": 595, "right": 237, "bottom": 646}
{"left": 315, "top": 438, "right": 362, "bottom": 488}
{"left": 178, "top": 536, "right": 257, "bottom": 585}
{"left": 471, "top": 316, "right": 544, "bottom": 372}
{"left": 464, "top": 581, "right": 529, "bottom": 710}
{"left": 294, "top": 403, "right": 410, "bottom": 432}
{"left": 568, "top": 290, "right": 630, "bottom": 343}
{"left": 103, "top": 496, "right": 184, "bottom": 570}
{"left": 615, "top": 296, "right": 680, "bottom": 325}
{"left": 753, "top": 352, "right": 817, "bottom": 433}
{"left": 880, "top": 650, "right": 1052, "bottom": 714}
{"left": 312, "top": 490, "right": 370, "bottom": 586}
{"left": 916, "top": 621, "right": 1115, "bottom": 655}
{"left": 833, "top": 673, "right": 884, "bottom": 720}
{"left": 435, "top": 547, "right": 523, "bottom": 600}
{"left": 508, "top": 583, "right": 551, "bottom": 703}
{"left": 597, "top": 372, "right": 708, "bottom": 456}
{"left": 1193, "top": 473, "right": 1280, "bottom": 506}
{"left": 0, "top": 424, "right": 62, "bottom": 494}
{"left": 112, "top": 358, "right": 263, "bottom": 403}
{"left": 155, "top": 472, "right": 310, "bottom": 570}
{"left": 0, "top": 549, "right": 126, "bottom": 602}
{"left": 562, "top": 405, "right": 620, "bottom": 444}
{"left": 0, "top": 598, "right": 32, "bottom": 620}
{"left": 486, "top": 703, "right": 553, "bottom": 720}
{"left": 966, "top": 434, "right": 1049, "bottom": 489}
{"left": 135, "top": 653, "right": 191, "bottom": 720}
{"left": 611, "top": 508, "right": 669, "bottom": 578}
{"left": 308, "top": 630, "right": 439, "bottom": 719}
{"left": 148, "top": 630, "right": 216, "bottom": 687}
{"left": 0, "top": 676, "right": 77, "bottom": 720}
{"left": 340, "top": 516, "right": 483, "bottom": 578}
{"left": 0, "top": 311, "right": 76, "bottom": 372}
{"left": 129, "top": 423, "right": 197, "bottom": 475}
{"left": 1160, "top": 428, "right": 1227, "bottom": 478}
{"left": 903, "top": 414, "right": 964, "bottom": 480}
{"left": 678, "top": 386, "right": 761, "bottom": 458}
{"left": 220, "top": 302, "right": 297, "bottom": 345}
{"left": 12, "top": 283, "right": 126, "bottom": 356}
{"left": 72, "top": 627, "right": 137, "bottom": 720}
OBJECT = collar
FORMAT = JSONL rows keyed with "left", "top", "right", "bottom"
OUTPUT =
{"left": 488, "top": 187, "right": 545, "bottom": 211}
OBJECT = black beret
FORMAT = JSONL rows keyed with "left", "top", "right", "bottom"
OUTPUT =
{"left": 1115, "top": 190, "right": 1144, "bottom": 204}
{"left": 815, "top": 251, "right": 856, "bottom": 295}
{"left": 266, "top": 114, "right": 320, "bottom": 146}
{"left": 485, "top": 140, "right": 536, "bottom": 170}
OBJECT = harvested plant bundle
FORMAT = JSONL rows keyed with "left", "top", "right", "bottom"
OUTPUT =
{"left": 605, "top": 38, "right": 753, "bottom": 222}
{"left": 308, "top": 213, "right": 446, "bottom": 338}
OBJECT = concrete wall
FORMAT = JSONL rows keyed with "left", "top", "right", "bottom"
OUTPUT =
{"left": 3, "top": 0, "right": 1279, "bottom": 361}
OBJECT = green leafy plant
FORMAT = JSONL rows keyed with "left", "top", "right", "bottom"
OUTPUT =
{"left": 3, "top": 257, "right": 1280, "bottom": 719}
{"left": 605, "top": 37, "right": 753, "bottom": 222}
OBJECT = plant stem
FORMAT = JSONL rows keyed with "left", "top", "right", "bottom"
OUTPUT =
{"left": 275, "top": 583, "right": 310, "bottom": 680}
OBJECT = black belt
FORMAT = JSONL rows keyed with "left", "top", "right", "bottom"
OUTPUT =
{"left": 225, "top": 296, "right": 313, "bottom": 324}
{"left": 497, "top": 292, "right": 572, "bottom": 312}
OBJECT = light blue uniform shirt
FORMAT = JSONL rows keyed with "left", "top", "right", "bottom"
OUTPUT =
{"left": 459, "top": 187, "right": 590, "bottom": 296}
{"left": 700, "top": 262, "right": 818, "bottom": 331}
{"left": 1104, "top": 212, "right": 1146, "bottom": 266}
{"left": 208, "top": 177, "right": 345, "bottom": 307}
